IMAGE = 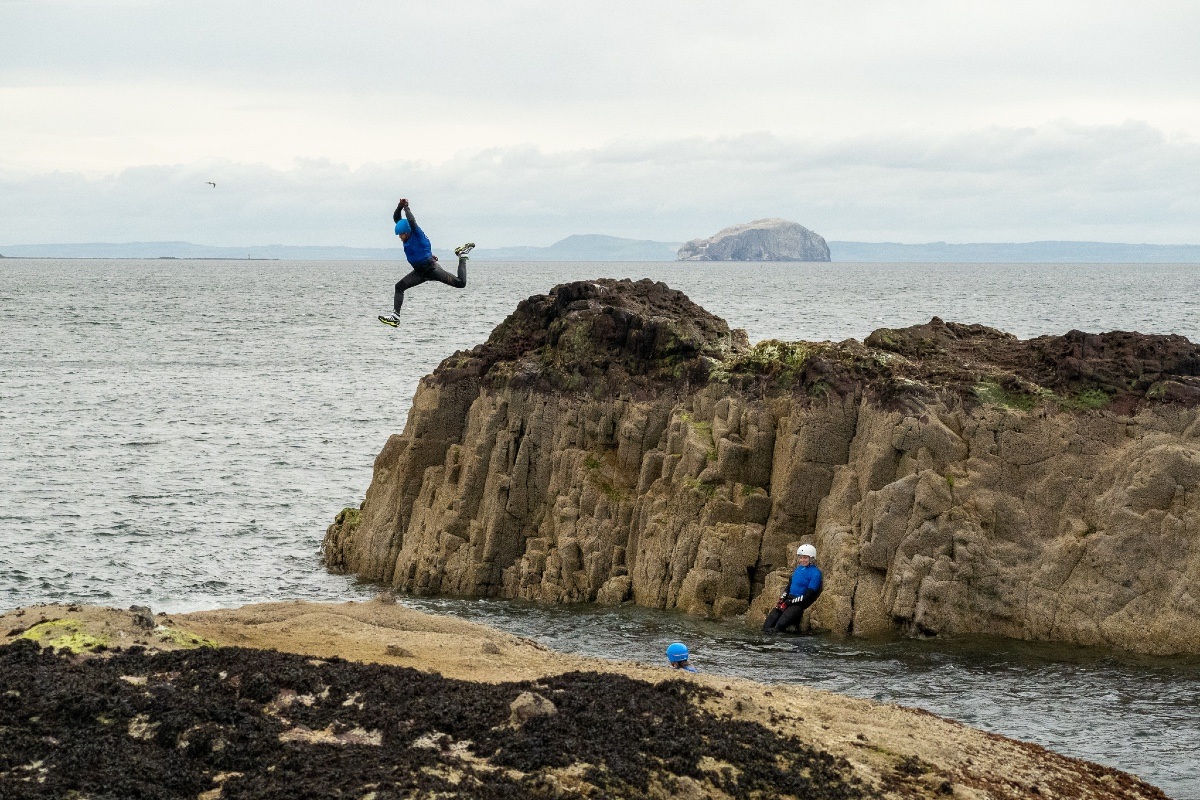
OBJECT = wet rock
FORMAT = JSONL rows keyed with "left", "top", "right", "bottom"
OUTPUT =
{"left": 129, "top": 605, "right": 155, "bottom": 629}
{"left": 509, "top": 690, "right": 556, "bottom": 726}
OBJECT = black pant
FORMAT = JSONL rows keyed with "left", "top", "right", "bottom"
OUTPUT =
{"left": 763, "top": 591, "right": 820, "bottom": 633}
{"left": 394, "top": 257, "right": 467, "bottom": 312}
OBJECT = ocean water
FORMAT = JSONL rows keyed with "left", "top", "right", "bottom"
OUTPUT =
{"left": 2, "top": 258, "right": 1198, "bottom": 796}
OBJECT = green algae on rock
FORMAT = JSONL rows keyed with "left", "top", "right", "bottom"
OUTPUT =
{"left": 17, "top": 619, "right": 110, "bottom": 653}
{"left": 153, "top": 625, "right": 217, "bottom": 649}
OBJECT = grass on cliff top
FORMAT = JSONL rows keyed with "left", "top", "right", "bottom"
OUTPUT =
{"left": 713, "top": 340, "right": 810, "bottom": 386}
{"left": 1058, "top": 387, "right": 1114, "bottom": 410}
{"left": 973, "top": 381, "right": 1037, "bottom": 411}
{"left": 974, "top": 381, "right": 1114, "bottom": 412}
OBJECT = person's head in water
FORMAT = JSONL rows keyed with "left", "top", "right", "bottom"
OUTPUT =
{"left": 796, "top": 543, "right": 816, "bottom": 566}
{"left": 395, "top": 218, "right": 411, "bottom": 242}
{"left": 666, "top": 642, "right": 694, "bottom": 671}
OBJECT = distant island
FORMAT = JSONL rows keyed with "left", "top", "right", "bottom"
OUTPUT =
{"left": 678, "top": 218, "right": 830, "bottom": 261}
{"left": 3, "top": 238, "right": 1200, "bottom": 263}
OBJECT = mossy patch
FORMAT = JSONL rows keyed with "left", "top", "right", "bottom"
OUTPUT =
{"left": 18, "top": 619, "right": 109, "bottom": 653}
{"left": 682, "top": 477, "right": 718, "bottom": 498}
{"left": 333, "top": 507, "right": 361, "bottom": 530}
{"left": 597, "top": 480, "right": 629, "bottom": 503}
{"left": 976, "top": 379, "right": 1116, "bottom": 414}
{"left": 581, "top": 452, "right": 629, "bottom": 503}
{"left": 728, "top": 340, "right": 811, "bottom": 385}
{"left": 973, "top": 381, "right": 1035, "bottom": 411}
{"left": 1059, "top": 388, "right": 1113, "bottom": 410}
{"left": 154, "top": 626, "right": 217, "bottom": 649}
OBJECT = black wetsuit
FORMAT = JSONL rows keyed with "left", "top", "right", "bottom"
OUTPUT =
{"left": 394, "top": 257, "right": 466, "bottom": 313}
{"left": 763, "top": 563, "right": 823, "bottom": 633}
{"left": 762, "top": 589, "right": 821, "bottom": 633}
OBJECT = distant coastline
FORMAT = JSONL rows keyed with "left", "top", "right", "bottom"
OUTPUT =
{"left": 3, "top": 236, "right": 1200, "bottom": 263}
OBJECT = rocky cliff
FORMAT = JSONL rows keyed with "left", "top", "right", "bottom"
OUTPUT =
{"left": 677, "top": 218, "right": 831, "bottom": 261}
{"left": 324, "top": 279, "right": 1200, "bottom": 655}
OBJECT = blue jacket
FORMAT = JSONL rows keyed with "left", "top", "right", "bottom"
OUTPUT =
{"left": 402, "top": 224, "right": 434, "bottom": 266}
{"left": 787, "top": 563, "right": 822, "bottom": 598}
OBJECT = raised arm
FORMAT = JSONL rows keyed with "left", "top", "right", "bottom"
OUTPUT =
{"left": 393, "top": 198, "right": 418, "bottom": 229}
{"left": 393, "top": 198, "right": 417, "bottom": 230}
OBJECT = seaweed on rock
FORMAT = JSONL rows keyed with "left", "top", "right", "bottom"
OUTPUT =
{"left": 0, "top": 641, "right": 874, "bottom": 800}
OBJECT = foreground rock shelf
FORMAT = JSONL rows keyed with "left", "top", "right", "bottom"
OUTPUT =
{"left": 324, "top": 279, "right": 1200, "bottom": 655}
{"left": 0, "top": 601, "right": 1170, "bottom": 799}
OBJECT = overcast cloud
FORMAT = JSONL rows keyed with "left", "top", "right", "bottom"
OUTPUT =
{"left": 2, "top": 0, "right": 1198, "bottom": 246}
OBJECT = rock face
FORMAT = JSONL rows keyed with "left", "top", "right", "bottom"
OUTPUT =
{"left": 324, "top": 279, "right": 1200, "bottom": 655}
{"left": 677, "top": 218, "right": 831, "bottom": 261}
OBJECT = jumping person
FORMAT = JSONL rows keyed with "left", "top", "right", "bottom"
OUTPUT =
{"left": 666, "top": 642, "right": 697, "bottom": 673}
{"left": 378, "top": 198, "right": 474, "bottom": 327}
{"left": 763, "top": 544, "right": 823, "bottom": 634}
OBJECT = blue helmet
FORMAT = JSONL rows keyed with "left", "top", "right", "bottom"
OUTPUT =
{"left": 395, "top": 219, "right": 411, "bottom": 236}
{"left": 666, "top": 642, "right": 689, "bottom": 663}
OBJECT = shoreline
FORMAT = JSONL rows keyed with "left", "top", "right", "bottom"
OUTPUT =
{"left": 0, "top": 599, "right": 1168, "bottom": 799}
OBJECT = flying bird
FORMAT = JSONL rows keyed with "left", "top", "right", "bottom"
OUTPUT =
{"left": 206, "top": 181, "right": 216, "bottom": 188}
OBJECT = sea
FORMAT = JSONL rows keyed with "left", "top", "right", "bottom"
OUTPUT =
{"left": 2, "top": 258, "right": 1198, "bottom": 797}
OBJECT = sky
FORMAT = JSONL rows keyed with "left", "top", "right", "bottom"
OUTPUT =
{"left": 1, "top": 0, "right": 1198, "bottom": 248}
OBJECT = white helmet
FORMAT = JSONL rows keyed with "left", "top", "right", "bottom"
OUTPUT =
{"left": 796, "top": 544, "right": 817, "bottom": 559}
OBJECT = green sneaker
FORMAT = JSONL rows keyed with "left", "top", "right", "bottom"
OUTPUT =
{"left": 454, "top": 242, "right": 475, "bottom": 257}
{"left": 378, "top": 313, "right": 401, "bottom": 327}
